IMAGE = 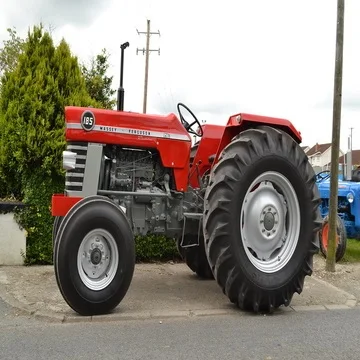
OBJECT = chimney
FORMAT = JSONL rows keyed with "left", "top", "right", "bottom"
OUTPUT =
{"left": 315, "top": 143, "right": 319, "bottom": 152}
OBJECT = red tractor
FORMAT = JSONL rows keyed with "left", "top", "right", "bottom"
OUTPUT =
{"left": 51, "top": 44, "right": 321, "bottom": 316}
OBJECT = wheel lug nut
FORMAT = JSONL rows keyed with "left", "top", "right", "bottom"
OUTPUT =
{"left": 272, "top": 229, "right": 276, "bottom": 233}
{"left": 267, "top": 232, "right": 270, "bottom": 237}
{"left": 262, "top": 229, "right": 265, "bottom": 233}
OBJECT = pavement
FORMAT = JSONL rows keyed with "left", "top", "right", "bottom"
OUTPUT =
{"left": 0, "top": 255, "right": 358, "bottom": 324}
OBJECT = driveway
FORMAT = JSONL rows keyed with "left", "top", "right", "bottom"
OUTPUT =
{"left": 0, "top": 255, "right": 357, "bottom": 323}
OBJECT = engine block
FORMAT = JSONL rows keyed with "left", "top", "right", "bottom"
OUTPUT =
{"left": 99, "top": 145, "right": 198, "bottom": 238}
{"left": 108, "top": 147, "right": 157, "bottom": 192}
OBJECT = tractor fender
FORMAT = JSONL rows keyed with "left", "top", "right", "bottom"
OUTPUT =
{"left": 213, "top": 113, "right": 302, "bottom": 164}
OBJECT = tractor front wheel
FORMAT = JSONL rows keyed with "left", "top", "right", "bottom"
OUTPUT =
{"left": 203, "top": 126, "right": 321, "bottom": 313}
{"left": 52, "top": 216, "right": 63, "bottom": 248}
{"left": 319, "top": 215, "right": 347, "bottom": 262}
{"left": 53, "top": 195, "right": 135, "bottom": 316}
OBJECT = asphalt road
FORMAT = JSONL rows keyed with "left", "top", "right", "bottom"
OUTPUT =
{"left": 0, "top": 298, "right": 357, "bottom": 360}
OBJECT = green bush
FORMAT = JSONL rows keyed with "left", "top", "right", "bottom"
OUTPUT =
{"left": 14, "top": 171, "right": 64, "bottom": 264}
{"left": 135, "top": 234, "right": 181, "bottom": 263}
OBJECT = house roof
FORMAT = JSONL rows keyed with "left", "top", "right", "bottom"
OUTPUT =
{"left": 306, "top": 143, "right": 332, "bottom": 157}
{"left": 338, "top": 150, "right": 360, "bottom": 166}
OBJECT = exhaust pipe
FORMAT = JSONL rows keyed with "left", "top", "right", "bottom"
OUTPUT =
{"left": 117, "top": 41, "right": 130, "bottom": 111}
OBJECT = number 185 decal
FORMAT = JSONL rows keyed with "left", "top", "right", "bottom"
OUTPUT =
{"left": 81, "top": 110, "right": 95, "bottom": 131}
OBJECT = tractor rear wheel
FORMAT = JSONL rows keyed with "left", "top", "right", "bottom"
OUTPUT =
{"left": 203, "top": 126, "right": 321, "bottom": 313}
{"left": 53, "top": 195, "right": 135, "bottom": 316}
{"left": 177, "top": 234, "right": 214, "bottom": 279}
{"left": 319, "top": 215, "right": 347, "bottom": 262}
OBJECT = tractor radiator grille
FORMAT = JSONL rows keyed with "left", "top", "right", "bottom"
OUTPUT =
{"left": 65, "top": 142, "right": 88, "bottom": 192}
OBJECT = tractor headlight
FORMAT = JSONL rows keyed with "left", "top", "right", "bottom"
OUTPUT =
{"left": 347, "top": 192, "right": 354, "bottom": 203}
{"left": 62, "top": 150, "right": 77, "bottom": 170}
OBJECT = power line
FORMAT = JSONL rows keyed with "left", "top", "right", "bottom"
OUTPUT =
{"left": 136, "top": 19, "right": 160, "bottom": 113}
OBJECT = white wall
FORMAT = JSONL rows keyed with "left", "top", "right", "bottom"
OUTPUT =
{"left": 320, "top": 147, "right": 344, "bottom": 168}
{"left": 0, "top": 213, "right": 26, "bottom": 265}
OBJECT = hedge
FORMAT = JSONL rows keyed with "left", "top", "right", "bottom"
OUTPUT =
{"left": 9, "top": 171, "right": 181, "bottom": 265}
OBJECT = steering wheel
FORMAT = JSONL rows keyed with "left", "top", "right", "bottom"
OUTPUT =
{"left": 177, "top": 102, "right": 204, "bottom": 137}
{"left": 316, "top": 170, "right": 331, "bottom": 182}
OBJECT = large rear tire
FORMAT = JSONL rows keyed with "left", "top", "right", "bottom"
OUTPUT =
{"left": 319, "top": 215, "right": 347, "bottom": 262}
{"left": 54, "top": 195, "right": 135, "bottom": 316}
{"left": 177, "top": 234, "right": 214, "bottom": 280}
{"left": 203, "top": 126, "right": 321, "bottom": 313}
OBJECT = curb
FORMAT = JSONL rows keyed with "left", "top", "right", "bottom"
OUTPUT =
{"left": 311, "top": 276, "right": 358, "bottom": 308}
{"left": 0, "top": 275, "right": 357, "bottom": 324}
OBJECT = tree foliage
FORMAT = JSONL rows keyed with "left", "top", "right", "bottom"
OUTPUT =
{"left": 0, "top": 25, "right": 98, "bottom": 263}
{"left": 0, "top": 25, "right": 96, "bottom": 192}
{"left": 81, "top": 48, "right": 116, "bottom": 109}
{"left": 0, "top": 27, "right": 25, "bottom": 80}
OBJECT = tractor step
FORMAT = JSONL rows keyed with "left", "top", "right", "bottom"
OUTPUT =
{"left": 180, "top": 212, "right": 203, "bottom": 248}
{"left": 183, "top": 212, "right": 203, "bottom": 220}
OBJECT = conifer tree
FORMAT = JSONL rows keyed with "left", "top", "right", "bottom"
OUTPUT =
{"left": 0, "top": 25, "right": 97, "bottom": 193}
{"left": 0, "top": 24, "right": 98, "bottom": 263}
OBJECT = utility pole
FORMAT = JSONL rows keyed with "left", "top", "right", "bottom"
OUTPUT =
{"left": 326, "top": 0, "right": 345, "bottom": 272}
{"left": 136, "top": 19, "right": 160, "bottom": 113}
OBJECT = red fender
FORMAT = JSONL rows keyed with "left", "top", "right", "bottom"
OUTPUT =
{"left": 213, "top": 112, "right": 302, "bottom": 164}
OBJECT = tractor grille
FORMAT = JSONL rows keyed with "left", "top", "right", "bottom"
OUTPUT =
{"left": 65, "top": 142, "right": 88, "bottom": 192}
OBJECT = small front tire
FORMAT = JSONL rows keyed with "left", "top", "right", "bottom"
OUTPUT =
{"left": 52, "top": 216, "right": 63, "bottom": 248}
{"left": 319, "top": 215, "right": 347, "bottom": 262}
{"left": 54, "top": 196, "right": 135, "bottom": 316}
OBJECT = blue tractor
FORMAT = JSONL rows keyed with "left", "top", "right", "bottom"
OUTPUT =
{"left": 316, "top": 168, "right": 360, "bottom": 261}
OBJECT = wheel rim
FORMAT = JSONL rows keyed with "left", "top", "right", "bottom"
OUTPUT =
{"left": 321, "top": 222, "right": 339, "bottom": 251}
{"left": 77, "top": 229, "right": 119, "bottom": 291}
{"left": 240, "top": 171, "right": 300, "bottom": 273}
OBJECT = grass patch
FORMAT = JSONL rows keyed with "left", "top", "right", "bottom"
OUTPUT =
{"left": 340, "top": 238, "right": 360, "bottom": 263}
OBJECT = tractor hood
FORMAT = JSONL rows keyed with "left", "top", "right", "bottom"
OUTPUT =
{"left": 317, "top": 179, "right": 360, "bottom": 200}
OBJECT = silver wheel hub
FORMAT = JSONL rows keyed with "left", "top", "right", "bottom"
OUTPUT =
{"left": 240, "top": 171, "right": 300, "bottom": 273}
{"left": 77, "top": 229, "right": 119, "bottom": 290}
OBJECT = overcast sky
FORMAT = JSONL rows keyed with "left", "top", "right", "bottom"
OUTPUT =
{"left": 0, "top": 0, "right": 359, "bottom": 151}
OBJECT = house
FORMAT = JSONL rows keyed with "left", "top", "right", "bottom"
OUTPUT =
{"left": 301, "top": 145, "right": 310, "bottom": 153}
{"left": 306, "top": 143, "right": 344, "bottom": 169}
{"left": 323, "top": 150, "right": 360, "bottom": 172}
{"left": 338, "top": 150, "right": 360, "bottom": 168}
{"left": 321, "top": 149, "right": 360, "bottom": 177}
